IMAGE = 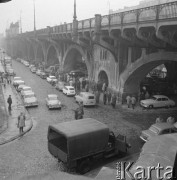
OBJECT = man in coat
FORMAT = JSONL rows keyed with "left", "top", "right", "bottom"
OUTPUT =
{"left": 7, "top": 95, "right": 12, "bottom": 113}
{"left": 17, "top": 112, "right": 26, "bottom": 135}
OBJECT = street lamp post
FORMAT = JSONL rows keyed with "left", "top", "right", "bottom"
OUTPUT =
{"left": 33, "top": 0, "right": 36, "bottom": 32}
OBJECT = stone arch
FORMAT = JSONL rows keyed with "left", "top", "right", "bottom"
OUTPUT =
{"left": 97, "top": 69, "right": 109, "bottom": 86}
{"left": 119, "top": 51, "right": 177, "bottom": 94}
{"left": 62, "top": 44, "right": 91, "bottom": 77}
{"left": 46, "top": 44, "right": 60, "bottom": 67}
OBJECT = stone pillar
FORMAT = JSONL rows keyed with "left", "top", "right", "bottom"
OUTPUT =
{"left": 93, "top": 14, "right": 101, "bottom": 42}
{"left": 72, "top": 20, "right": 78, "bottom": 42}
{"left": 127, "top": 47, "right": 132, "bottom": 66}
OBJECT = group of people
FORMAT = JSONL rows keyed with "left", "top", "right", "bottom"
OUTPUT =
{"left": 126, "top": 95, "right": 137, "bottom": 109}
{"left": 0, "top": 72, "right": 12, "bottom": 88}
{"left": 155, "top": 116, "right": 176, "bottom": 124}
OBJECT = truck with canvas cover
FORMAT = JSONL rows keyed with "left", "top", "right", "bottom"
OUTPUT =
{"left": 48, "top": 118, "right": 130, "bottom": 174}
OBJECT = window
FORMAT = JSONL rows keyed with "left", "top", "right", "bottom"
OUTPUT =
{"left": 161, "top": 98, "right": 168, "bottom": 101}
{"left": 88, "top": 96, "right": 95, "bottom": 99}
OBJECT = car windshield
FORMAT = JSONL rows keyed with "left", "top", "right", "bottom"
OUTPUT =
{"left": 151, "top": 96, "right": 157, "bottom": 100}
{"left": 69, "top": 88, "right": 74, "bottom": 90}
{"left": 50, "top": 77, "right": 56, "bottom": 79}
{"left": 49, "top": 96, "right": 58, "bottom": 100}
{"left": 149, "top": 126, "right": 159, "bottom": 134}
{"left": 24, "top": 94, "right": 35, "bottom": 98}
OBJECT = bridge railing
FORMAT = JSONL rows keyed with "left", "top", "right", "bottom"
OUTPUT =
{"left": 19, "top": 1, "right": 177, "bottom": 38}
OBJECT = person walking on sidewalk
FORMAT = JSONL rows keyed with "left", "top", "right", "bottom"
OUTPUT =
{"left": 131, "top": 96, "right": 136, "bottom": 110}
{"left": 107, "top": 91, "right": 112, "bottom": 105}
{"left": 7, "top": 95, "right": 12, "bottom": 113}
{"left": 103, "top": 91, "right": 107, "bottom": 105}
{"left": 126, "top": 95, "right": 131, "bottom": 108}
{"left": 17, "top": 112, "right": 26, "bottom": 135}
{"left": 111, "top": 93, "right": 117, "bottom": 109}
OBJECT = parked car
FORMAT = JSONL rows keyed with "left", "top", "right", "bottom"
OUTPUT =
{"left": 20, "top": 86, "right": 33, "bottom": 96}
{"left": 13, "top": 77, "right": 21, "bottom": 85}
{"left": 6, "top": 68, "right": 15, "bottom": 76}
{"left": 13, "top": 80, "right": 25, "bottom": 88}
{"left": 46, "top": 75, "right": 57, "bottom": 83}
{"left": 17, "top": 84, "right": 27, "bottom": 92}
{"left": 24, "top": 61, "right": 29, "bottom": 66}
{"left": 40, "top": 72, "right": 47, "bottom": 79}
{"left": 29, "top": 64, "right": 35, "bottom": 69}
{"left": 31, "top": 67, "right": 37, "bottom": 73}
{"left": 75, "top": 92, "right": 96, "bottom": 106}
{"left": 140, "top": 122, "right": 177, "bottom": 142}
{"left": 55, "top": 81, "right": 66, "bottom": 91}
{"left": 36, "top": 69, "right": 42, "bottom": 76}
{"left": 45, "top": 94, "right": 61, "bottom": 109}
{"left": 48, "top": 118, "right": 131, "bottom": 174}
{"left": 22, "top": 91, "right": 38, "bottom": 107}
{"left": 63, "top": 86, "right": 75, "bottom": 96}
{"left": 140, "top": 95, "right": 175, "bottom": 109}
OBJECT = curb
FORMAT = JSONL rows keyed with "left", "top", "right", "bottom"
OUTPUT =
{"left": 0, "top": 117, "right": 33, "bottom": 145}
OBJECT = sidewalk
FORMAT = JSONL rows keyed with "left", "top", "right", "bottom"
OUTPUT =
{"left": 0, "top": 82, "right": 33, "bottom": 145}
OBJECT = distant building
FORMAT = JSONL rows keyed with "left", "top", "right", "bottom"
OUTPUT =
{"left": 6, "top": 22, "right": 19, "bottom": 38}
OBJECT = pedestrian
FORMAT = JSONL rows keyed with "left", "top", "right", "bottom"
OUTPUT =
{"left": 155, "top": 116, "right": 164, "bottom": 123}
{"left": 103, "top": 91, "right": 107, "bottom": 105}
{"left": 102, "top": 82, "right": 106, "bottom": 92}
{"left": 17, "top": 112, "right": 26, "bottom": 135}
{"left": 131, "top": 96, "right": 136, "bottom": 109}
{"left": 95, "top": 90, "right": 100, "bottom": 104}
{"left": 3, "top": 78, "right": 6, "bottom": 88}
{"left": 85, "top": 83, "right": 89, "bottom": 92}
{"left": 111, "top": 93, "right": 117, "bottom": 108}
{"left": 145, "top": 91, "right": 150, "bottom": 99}
{"left": 75, "top": 101, "right": 84, "bottom": 120}
{"left": 166, "top": 116, "right": 175, "bottom": 124}
{"left": 7, "top": 95, "right": 12, "bottom": 113}
{"left": 126, "top": 95, "right": 131, "bottom": 108}
{"left": 107, "top": 91, "right": 112, "bottom": 104}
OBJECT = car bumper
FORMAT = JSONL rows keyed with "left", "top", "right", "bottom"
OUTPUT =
{"left": 48, "top": 104, "right": 61, "bottom": 109}
{"left": 140, "top": 103, "right": 149, "bottom": 108}
{"left": 140, "top": 135, "right": 148, "bottom": 142}
{"left": 24, "top": 102, "right": 38, "bottom": 107}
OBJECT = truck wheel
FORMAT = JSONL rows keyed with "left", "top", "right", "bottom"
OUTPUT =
{"left": 77, "top": 159, "right": 91, "bottom": 174}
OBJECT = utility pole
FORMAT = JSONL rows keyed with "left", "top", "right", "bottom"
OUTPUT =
{"left": 20, "top": 10, "right": 22, "bottom": 33}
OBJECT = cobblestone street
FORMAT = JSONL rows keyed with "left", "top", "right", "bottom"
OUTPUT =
{"left": 0, "top": 60, "right": 176, "bottom": 179}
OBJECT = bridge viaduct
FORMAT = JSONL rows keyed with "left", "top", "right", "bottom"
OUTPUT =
{"left": 5, "top": 0, "right": 177, "bottom": 100}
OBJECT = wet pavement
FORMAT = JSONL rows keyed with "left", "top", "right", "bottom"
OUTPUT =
{"left": 0, "top": 60, "right": 176, "bottom": 179}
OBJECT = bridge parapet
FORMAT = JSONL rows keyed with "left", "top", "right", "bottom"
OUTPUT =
{"left": 15, "top": 1, "right": 176, "bottom": 39}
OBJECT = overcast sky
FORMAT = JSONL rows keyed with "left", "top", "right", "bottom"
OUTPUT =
{"left": 0, "top": 0, "right": 141, "bottom": 34}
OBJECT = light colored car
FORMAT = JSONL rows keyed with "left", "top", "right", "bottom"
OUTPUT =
{"left": 31, "top": 67, "right": 37, "bottom": 73}
{"left": 46, "top": 76, "right": 57, "bottom": 83}
{"left": 140, "top": 122, "right": 177, "bottom": 142}
{"left": 13, "top": 77, "right": 21, "bottom": 85}
{"left": 45, "top": 94, "right": 61, "bottom": 109}
{"left": 55, "top": 81, "right": 66, "bottom": 91}
{"left": 140, "top": 95, "right": 175, "bottom": 109}
{"left": 17, "top": 84, "right": 27, "bottom": 92}
{"left": 24, "top": 61, "right": 29, "bottom": 66}
{"left": 14, "top": 80, "right": 25, "bottom": 87}
{"left": 40, "top": 72, "right": 47, "bottom": 79}
{"left": 63, "top": 86, "right": 75, "bottom": 96}
{"left": 75, "top": 92, "right": 96, "bottom": 106}
{"left": 20, "top": 86, "right": 33, "bottom": 96}
{"left": 36, "top": 69, "right": 42, "bottom": 76}
{"left": 23, "top": 91, "right": 38, "bottom": 107}
{"left": 7, "top": 68, "right": 15, "bottom": 76}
